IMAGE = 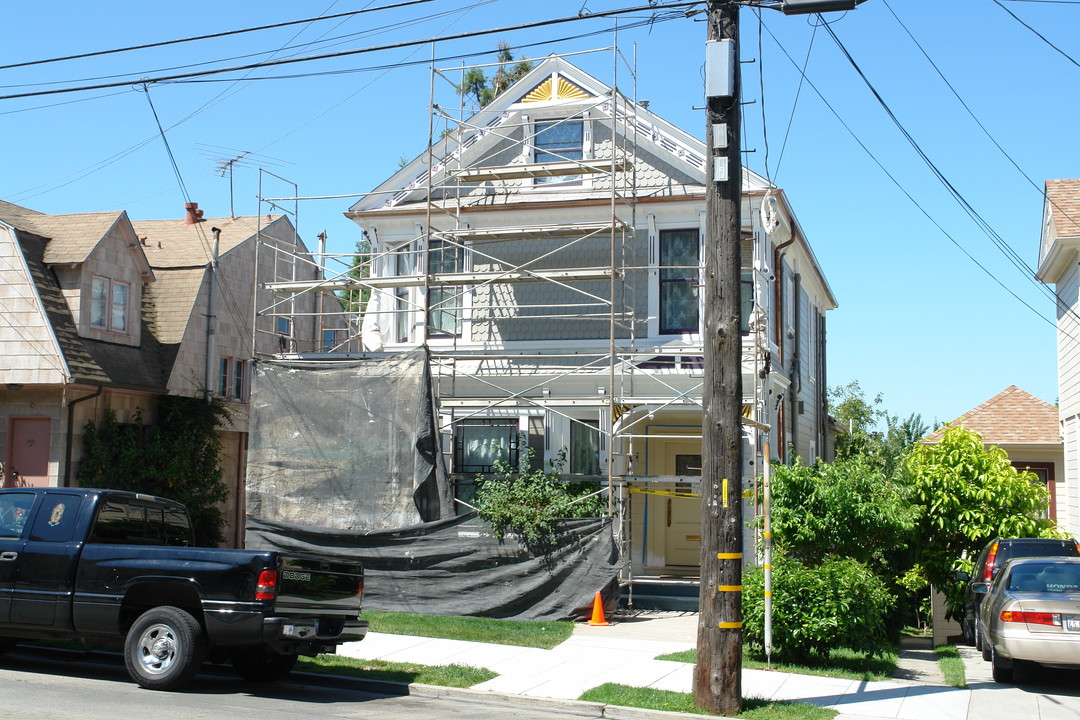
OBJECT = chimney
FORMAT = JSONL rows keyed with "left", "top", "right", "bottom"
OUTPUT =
{"left": 184, "top": 202, "right": 205, "bottom": 225}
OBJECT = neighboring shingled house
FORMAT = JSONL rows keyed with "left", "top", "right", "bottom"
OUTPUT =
{"left": 0, "top": 200, "right": 337, "bottom": 545}
{"left": 922, "top": 386, "right": 1063, "bottom": 523}
{"left": 1037, "top": 178, "right": 1080, "bottom": 537}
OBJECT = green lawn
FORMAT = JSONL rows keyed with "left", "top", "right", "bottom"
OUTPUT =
{"left": 655, "top": 647, "right": 898, "bottom": 682}
{"left": 934, "top": 645, "right": 966, "bottom": 688}
{"left": 362, "top": 610, "right": 574, "bottom": 649}
{"left": 579, "top": 684, "right": 836, "bottom": 719}
{"left": 298, "top": 655, "right": 495, "bottom": 687}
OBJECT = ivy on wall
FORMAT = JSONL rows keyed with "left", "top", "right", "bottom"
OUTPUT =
{"left": 77, "top": 395, "right": 231, "bottom": 547}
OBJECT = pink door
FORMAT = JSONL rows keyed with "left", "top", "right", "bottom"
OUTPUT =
{"left": 6, "top": 418, "right": 51, "bottom": 487}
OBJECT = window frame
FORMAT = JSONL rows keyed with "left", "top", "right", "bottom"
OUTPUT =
{"left": 453, "top": 418, "right": 520, "bottom": 474}
{"left": 426, "top": 237, "right": 463, "bottom": 338}
{"left": 658, "top": 229, "right": 701, "bottom": 335}
{"left": 570, "top": 419, "right": 601, "bottom": 475}
{"left": 90, "top": 275, "right": 130, "bottom": 335}
{"left": 532, "top": 117, "right": 585, "bottom": 186}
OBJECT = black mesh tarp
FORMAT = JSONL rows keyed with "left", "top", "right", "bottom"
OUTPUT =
{"left": 244, "top": 348, "right": 621, "bottom": 620}
{"left": 247, "top": 513, "right": 620, "bottom": 620}
{"left": 246, "top": 349, "right": 453, "bottom": 530}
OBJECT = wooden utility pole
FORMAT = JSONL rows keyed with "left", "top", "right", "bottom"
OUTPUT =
{"left": 696, "top": 0, "right": 743, "bottom": 715}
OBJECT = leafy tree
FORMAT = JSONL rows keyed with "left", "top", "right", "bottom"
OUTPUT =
{"left": 829, "top": 381, "right": 928, "bottom": 476}
{"left": 768, "top": 456, "right": 915, "bottom": 568}
{"left": 474, "top": 445, "right": 605, "bottom": 548}
{"left": 905, "top": 424, "right": 1059, "bottom": 618}
{"left": 458, "top": 42, "right": 533, "bottom": 109}
{"left": 77, "top": 396, "right": 231, "bottom": 546}
{"left": 742, "top": 555, "right": 895, "bottom": 661}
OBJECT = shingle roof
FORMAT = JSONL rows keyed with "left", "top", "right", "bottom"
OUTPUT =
{"left": 922, "top": 386, "right": 1060, "bottom": 446}
{"left": 0, "top": 202, "right": 126, "bottom": 264}
{"left": 1047, "top": 179, "right": 1080, "bottom": 240}
{"left": 134, "top": 215, "right": 284, "bottom": 268}
{"left": 13, "top": 226, "right": 169, "bottom": 390}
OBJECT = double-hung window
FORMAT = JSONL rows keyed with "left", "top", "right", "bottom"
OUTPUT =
{"left": 659, "top": 229, "right": 700, "bottom": 334}
{"left": 90, "top": 276, "right": 129, "bottom": 334}
{"left": 427, "top": 238, "right": 462, "bottom": 337}
{"left": 570, "top": 419, "right": 601, "bottom": 475}
{"left": 533, "top": 119, "right": 583, "bottom": 184}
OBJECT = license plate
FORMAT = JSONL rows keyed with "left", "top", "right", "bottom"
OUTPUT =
{"left": 1065, "top": 616, "right": 1080, "bottom": 632}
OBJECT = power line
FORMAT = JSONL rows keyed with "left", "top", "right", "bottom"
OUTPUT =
{"left": 820, "top": 19, "right": 1071, "bottom": 320}
{"left": 0, "top": 0, "right": 442, "bottom": 72}
{"left": 758, "top": 17, "right": 1068, "bottom": 341}
{"left": 993, "top": 0, "right": 1080, "bottom": 69}
{"left": 0, "top": 1, "right": 497, "bottom": 91}
{"left": 0, "top": 2, "right": 704, "bottom": 101}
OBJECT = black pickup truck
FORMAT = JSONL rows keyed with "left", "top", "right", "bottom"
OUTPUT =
{"left": 0, "top": 487, "right": 367, "bottom": 690}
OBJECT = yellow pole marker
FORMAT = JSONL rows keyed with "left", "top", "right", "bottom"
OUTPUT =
{"left": 718, "top": 585, "right": 742, "bottom": 592}
{"left": 722, "top": 478, "right": 729, "bottom": 508}
{"left": 716, "top": 552, "right": 742, "bottom": 560}
{"left": 718, "top": 621, "right": 743, "bottom": 629}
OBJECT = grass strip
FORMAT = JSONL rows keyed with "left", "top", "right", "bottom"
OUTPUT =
{"left": 654, "top": 647, "right": 898, "bottom": 683}
{"left": 934, "top": 645, "right": 966, "bottom": 688}
{"left": 297, "top": 655, "right": 495, "bottom": 687}
{"left": 579, "top": 683, "right": 836, "bottom": 719}
{"left": 362, "top": 610, "right": 574, "bottom": 649}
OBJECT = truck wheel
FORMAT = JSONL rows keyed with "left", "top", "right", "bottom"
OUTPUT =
{"left": 124, "top": 606, "right": 205, "bottom": 690}
{"left": 231, "top": 648, "right": 299, "bottom": 682}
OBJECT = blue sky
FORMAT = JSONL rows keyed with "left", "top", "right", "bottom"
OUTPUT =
{"left": 2, "top": 0, "right": 1076, "bottom": 428}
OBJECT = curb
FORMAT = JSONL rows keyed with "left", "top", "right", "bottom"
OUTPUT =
{"left": 293, "top": 671, "right": 710, "bottom": 719}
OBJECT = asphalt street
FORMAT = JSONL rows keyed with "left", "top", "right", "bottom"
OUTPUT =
{"left": 0, "top": 647, "right": 578, "bottom": 720}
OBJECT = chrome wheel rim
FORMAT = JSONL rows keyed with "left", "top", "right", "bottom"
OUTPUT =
{"left": 137, "top": 623, "right": 179, "bottom": 676}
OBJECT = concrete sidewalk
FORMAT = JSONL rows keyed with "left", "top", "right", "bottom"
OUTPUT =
{"left": 336, "top": 612, "right": 972, "bottom": 720}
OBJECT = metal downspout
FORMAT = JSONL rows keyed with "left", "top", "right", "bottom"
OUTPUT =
{"left": 63, "top": 385, "right": 103, "bottom": 487}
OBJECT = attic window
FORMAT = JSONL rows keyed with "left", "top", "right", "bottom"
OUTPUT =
{"left": 533, "top": 119, "right": 583, "bottom": 184}
{"left": 90, "top": 276, "right": 129, "bottom": 334}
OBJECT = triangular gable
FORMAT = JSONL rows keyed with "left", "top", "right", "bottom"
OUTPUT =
{"left": 519, "top": 73, "right": 592, "bottom": 104}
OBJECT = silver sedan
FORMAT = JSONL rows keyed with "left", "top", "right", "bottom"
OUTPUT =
{"left": 979, "top": 556, "right": 1080, "bottom": 683}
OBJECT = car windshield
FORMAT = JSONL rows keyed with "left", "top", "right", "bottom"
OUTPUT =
{"left": 1008, "top": 563, "right": 1080, "bottom": 593}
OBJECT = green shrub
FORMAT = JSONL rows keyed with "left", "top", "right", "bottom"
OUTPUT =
{"left": 743, "top": 555, "right": 895, "bottom": 661}
{"left": 474, "top": 446, "right": 605, "bottom": 546}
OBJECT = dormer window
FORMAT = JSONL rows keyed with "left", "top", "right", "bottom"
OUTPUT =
{"left": 533, "top": 118, "right": 583, "bottom": 184}
{"left": 90, "top": 276, "right": 129, "bottom": 334}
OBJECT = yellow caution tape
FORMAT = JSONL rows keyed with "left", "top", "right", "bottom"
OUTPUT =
{"left": 627, "top": 488, "right": 700, "bottom": 499}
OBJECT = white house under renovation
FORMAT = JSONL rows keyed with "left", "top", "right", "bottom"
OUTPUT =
{"left": 257, "top": 50, "right": 838, "bottom": 590}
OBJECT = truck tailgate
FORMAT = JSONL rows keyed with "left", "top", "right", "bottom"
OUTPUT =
{"left": 274, "top": 555, "right": 363, "bottom": 616}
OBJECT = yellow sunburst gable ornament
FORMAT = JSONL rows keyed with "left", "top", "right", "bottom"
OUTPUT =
{"left": 521, "top": 74, "right": 591, "bottom": 103}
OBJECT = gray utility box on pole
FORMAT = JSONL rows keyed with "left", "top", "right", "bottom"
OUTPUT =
{"left": 705, "top": 39, "right": 735, "bottom": 98}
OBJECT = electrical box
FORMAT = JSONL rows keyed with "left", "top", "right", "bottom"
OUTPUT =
{"left": 705, "top": 39, "right": 735, "bottom": 98}
{"left": 713, "top": 157, "right": 729, "bottom": 183}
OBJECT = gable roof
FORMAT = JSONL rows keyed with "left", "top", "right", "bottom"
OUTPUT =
{"left": 349, "top": 55, "right": 772, "bottom": 215}
{"left": 922, "top": 385, "right": 1060, "bottom": 446}
{"left": 1037, "top": 179, "right": 1080, "bottom": 283}
{"left": 133, "top": 214, "right": 286, "bottom": 269}
{"left": 10, "top": 224, "right": 168, "bottom": 390}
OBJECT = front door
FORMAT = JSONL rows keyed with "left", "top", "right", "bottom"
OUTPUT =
{"left": 663, "top": 448, "right": 702, "bottom": 567}
{"left": 6, "top": 418, "right": 51, "bottom": 487}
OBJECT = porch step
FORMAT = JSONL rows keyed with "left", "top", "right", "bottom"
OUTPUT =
{"left": 622, "top": 577, "right": 700, "bottom": 611}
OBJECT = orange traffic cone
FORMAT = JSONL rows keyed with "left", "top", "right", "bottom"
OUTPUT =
{"left": 588, "top": 591, "right": 610, "bottom": 626}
